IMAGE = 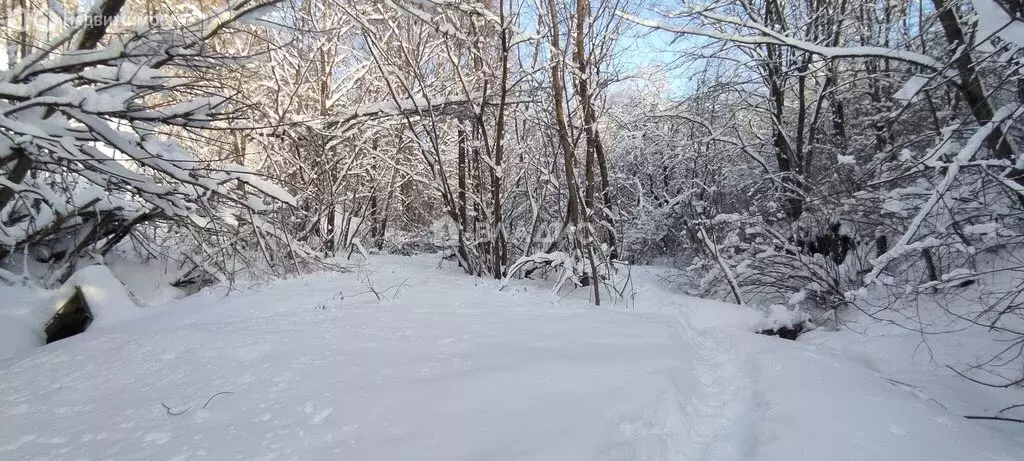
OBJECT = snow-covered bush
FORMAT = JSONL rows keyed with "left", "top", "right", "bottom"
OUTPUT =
{"left": 0, "top": 0, "right": 320, "bottom": 287}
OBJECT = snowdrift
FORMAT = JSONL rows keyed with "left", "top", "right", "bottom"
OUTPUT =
{"left": 0, "top": 255, "right": 1021, "bottom": 460}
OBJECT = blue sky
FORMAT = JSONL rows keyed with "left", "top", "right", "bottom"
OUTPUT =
{"left": 613, "top": 21, "right": 694, "bottom": 96}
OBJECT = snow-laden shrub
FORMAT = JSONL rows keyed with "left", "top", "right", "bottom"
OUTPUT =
{"left": 508, "top": 241, "right": 628, "bottom": 299}
{"left": 0, "top": 1, "right": 321, "bottom": 287}
{"left": 682, "top": 213, "right": 860, "bottom": 316}
{"left": 620, "top": 196, "right": 694, "bottom": 265}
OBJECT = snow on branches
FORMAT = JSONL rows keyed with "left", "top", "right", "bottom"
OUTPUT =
{"left": 0, "top": 0, "right": 316, "bottom": 286}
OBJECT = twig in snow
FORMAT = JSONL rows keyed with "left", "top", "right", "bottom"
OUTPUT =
{"left": 884, "top": 377, "right": 948, "bottom": 410}
{"left": 996, "top": 403, "right": 1024, "bottom": 416}
{"left": 947, "top": 365, "right": 1024, "bottom": 388}
{"left": 963, "top": 415, "right": 1024, "bottom": 424}
{"left": 161, "top": 402, "right": 191, "bottom": 416}
{"left": 203, "top": 391, "right": 235, "bottom": 409}
{"left": 160, "top": 390, "right": 234, "bottom": 415}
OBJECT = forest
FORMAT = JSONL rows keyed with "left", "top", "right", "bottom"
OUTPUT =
{"left": 4, "top": 0, "right": 1020, "bottom": 302}
{"left": 3, "top": 0, "right": 1024, "bottom": 459}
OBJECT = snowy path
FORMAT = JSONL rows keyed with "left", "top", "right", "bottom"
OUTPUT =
{"left": 2, "top": 256, "right": 1024, "bottom": 460}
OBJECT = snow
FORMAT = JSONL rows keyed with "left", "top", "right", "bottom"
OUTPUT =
{"left": 50, "top": 264, "right": 140, "bottom": 329}
{"left": 752, "top": 341, "right": 1022, "bottom": 461}
{"left": 616, "top": 11, "right": 949, "bottom": 74}
{"left": 965, "top": 222, "right": 1002, "bottom": 235}
{"left": 0, "top": 285, "right": 49, "bottom": 359}
{"left": 893, "top": 75, "right": 930, "bottom": 101}
{"left": 1, "top": 255, "right": 1023, "bottom": 460}
{"left": 974, "top": 0, "right": 1024, "bottom": 48}
{"left": 104, "top": 254, "right": 188, "bottom": 307}
{"left": 799, "top": 297, "right": 1024, "bottom": 446}
{"left": 221, "top": 163, "right": 298, "bottom": 207}
{"left": 758, "top": 304, "right": 810, "bottom": 331}
{"left": 882, "top": 198, "right": 907, "bottom": 214}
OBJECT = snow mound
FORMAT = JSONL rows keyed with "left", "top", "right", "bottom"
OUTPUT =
{"left": 0, "top": 264, "right": 158, "bottom": 358}
{"left": 51, "top": 264, "right": 139, "bottom": 330}
{"left": 758, "top": 304, "right": 811, "bottom": 331}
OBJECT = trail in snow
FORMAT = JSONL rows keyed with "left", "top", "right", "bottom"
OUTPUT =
{"left": 1, "top": 255, "right": 1023, "bottom": 461}
{"left": 680, "top": 329, "right": 756, "bottom": 461}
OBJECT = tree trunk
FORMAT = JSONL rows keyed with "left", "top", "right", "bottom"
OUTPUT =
{"left": 547, "top": 0, "right": 582, "bottom": 230}
{"left": 933, "top": 0, "right": 1024, "bottom": 187}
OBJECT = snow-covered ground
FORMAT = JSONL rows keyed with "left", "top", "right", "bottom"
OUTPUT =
{"left": 2, "top": 255, "right": 1023, "bottom": 460}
